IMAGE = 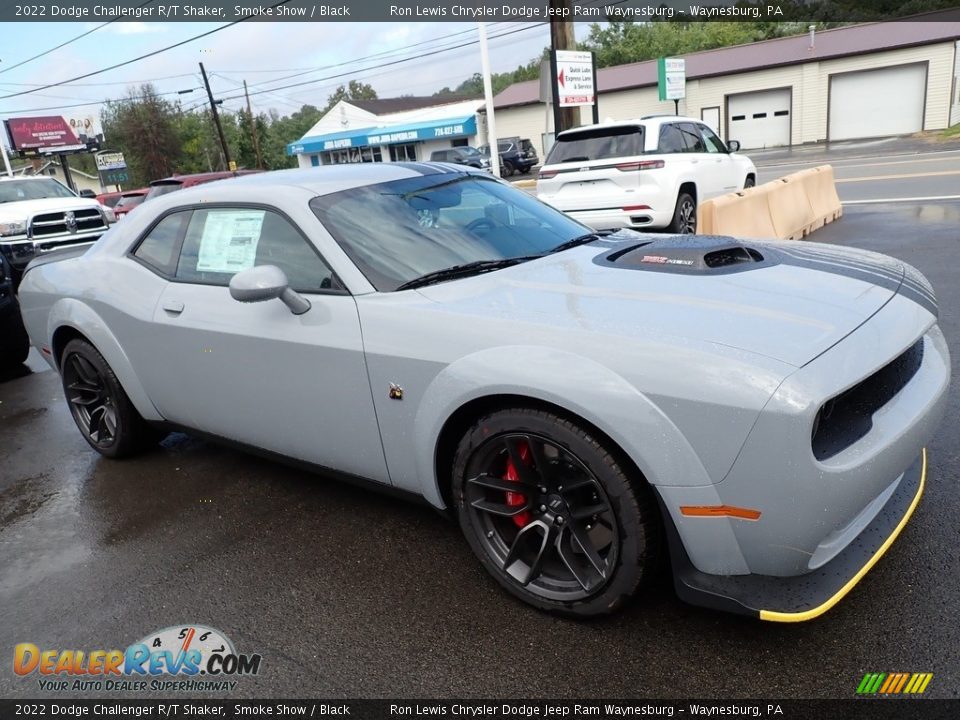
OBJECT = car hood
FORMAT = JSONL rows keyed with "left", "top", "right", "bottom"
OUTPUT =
{"left": 416, "top": 236, "right": 916, "bottom": 368}
{"left": 0, "top": 196, "right": 103, "bottom": 222}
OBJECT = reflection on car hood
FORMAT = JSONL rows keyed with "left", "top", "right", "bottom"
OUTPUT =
{"left": 416, "top": 238, "right": 916, "bottom": 367}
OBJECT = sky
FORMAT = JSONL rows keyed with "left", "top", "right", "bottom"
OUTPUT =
{"left": 0, "top": 21, "right": 596, "bottom": 122}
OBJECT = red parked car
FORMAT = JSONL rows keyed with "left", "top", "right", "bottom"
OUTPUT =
{"left": 112, "top": 189, "right": 149, "bottom": 219}
{"left": 143, "top": 169, "right": 263, "bottom": 202}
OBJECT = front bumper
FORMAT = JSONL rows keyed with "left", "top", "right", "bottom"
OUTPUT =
{"left": 1, "top": 234, "right": 102, "bottom": 271}
{"left": 660, "top": 449, "right": 927, "bottom": 622}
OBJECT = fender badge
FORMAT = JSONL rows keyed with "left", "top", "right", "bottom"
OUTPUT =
{"left": 388, "top": 383, "right": 404, "bottom": 400}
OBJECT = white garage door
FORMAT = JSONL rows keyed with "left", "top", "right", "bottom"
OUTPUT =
{"left": 829, "top": 64, "right": 926, "bottom": 141}
{"left": 727, "top": 89, "right": 791, "bottom": 150}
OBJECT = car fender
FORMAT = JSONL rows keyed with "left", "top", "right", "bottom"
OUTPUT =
{"left": 46, "top": 298, "right": 164, "bottom": 421}
{"left": 411, "top": 345, "right": 713, "bottom": 509}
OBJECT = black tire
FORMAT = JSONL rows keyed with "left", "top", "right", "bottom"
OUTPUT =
{"left": 499, "top": 161, "right": 514, "bottom": 178}
{"left": 666, "top": 192, "right": 697, "bottom": 234}
{"left": 744, "top": 176, "right": 756, "bottom": 189}
{"left": 0, "top": 305, "right": 30, "bottom": 367}
{"left": 60, "top": 338, "right": 159, "bottom": 458}
{"left": 453, "top": 408, "right": 661, "bottom": 617}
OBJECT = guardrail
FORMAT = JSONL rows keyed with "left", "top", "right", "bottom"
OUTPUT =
{"left": 699, "top": 165, "right": 842, "bottom": 240}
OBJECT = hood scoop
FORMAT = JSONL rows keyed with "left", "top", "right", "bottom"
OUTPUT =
{"left": 598, "top": 235, "right": 773, "bottom": 275}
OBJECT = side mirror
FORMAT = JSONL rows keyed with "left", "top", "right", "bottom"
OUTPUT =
{"left": 727, "top": 140, "right": 741, "bottom": 153}
{"left": 229, "top": 265, "right": 311, "bottom": 315}
{"left": 79, "top": 189, "right": 97, "bottom": 198}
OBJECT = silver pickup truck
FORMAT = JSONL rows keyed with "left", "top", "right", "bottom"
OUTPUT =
{"left": 0, "top": 176, "right": 113, "bottom": 283}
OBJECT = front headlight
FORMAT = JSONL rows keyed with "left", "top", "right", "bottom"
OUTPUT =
{"left": 102, "top": 207, "right": 117, "bottom": 224}
{"left": 0, "top": 220, "right": 28, "bottom": 237}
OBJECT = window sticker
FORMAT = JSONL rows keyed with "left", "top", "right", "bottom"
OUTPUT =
{"left": 196, "top": 210, "right": 265, "bottom": 273}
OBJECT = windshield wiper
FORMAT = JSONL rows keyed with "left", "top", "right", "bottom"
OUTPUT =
{"left": 395, "top": 255, "right": 540, "bottom": 291}
{"left": 548, "top": 233, "right": 602, "bottom": 254}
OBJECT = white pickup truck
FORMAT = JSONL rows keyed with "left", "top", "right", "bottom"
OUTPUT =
{"left": 0, "top": 176, "right": 114, "bottom": 282}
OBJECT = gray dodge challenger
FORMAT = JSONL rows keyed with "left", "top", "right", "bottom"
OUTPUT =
{"left": 17, "top": 164, "right": 949, "bottom": 620}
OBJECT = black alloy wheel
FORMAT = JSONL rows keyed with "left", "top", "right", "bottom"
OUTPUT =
{"left": 60, "top": 338, "right": 160, "bottom": 458}
{"left": 668, "top": 193, "right": 697, "bottom": 234}
{"left": 454, "top": 408, "right": 661, "bottom": 617}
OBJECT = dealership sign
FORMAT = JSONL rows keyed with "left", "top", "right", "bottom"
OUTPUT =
{"left": 96, "top": 150, "right": 128, "bottom": 186}
{"left": 3, "top": 114, "right": 104, "bottom": 154}
{"left": 555, "top": 50, "right": 596, "bottom": 107}
{"left": 658, "top": 57, "right": 686, "bottom": 101}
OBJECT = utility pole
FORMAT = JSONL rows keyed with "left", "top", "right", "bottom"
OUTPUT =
{"left": 0, "top": 124, "right": 13, "bottom": 177}
{"left": 243, "top": 80, "right": 264, "bottom": 169}
{"left": 199, "top": 62, "right": 233, "bottom": 172}
{"left": 549, "top": 0, "right": 579, "bottom": 135}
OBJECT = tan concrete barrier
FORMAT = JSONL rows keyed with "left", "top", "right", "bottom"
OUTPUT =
{"left": 698, "top": 164, "right": 842, "bottom": 240}
{"left": 698, "top": 184, "right": 777, "bottom": 239}
{"left": 797, "top": 165, "right": 843, "bottom": 231}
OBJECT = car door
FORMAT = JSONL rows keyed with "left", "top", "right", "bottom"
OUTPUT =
{"left": 677, "top": 122, "right": 723, "bottom": 199}
{"left": 133, "top": 204, "right": 390, "bottom": 484}
{"left": 697, "top": 123, "right": 741, "bottom": 194}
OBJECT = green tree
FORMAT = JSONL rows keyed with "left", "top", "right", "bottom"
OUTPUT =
{"left": 322, "top": 80, "right": 378, "bottom": 113}
{"left": 101, "top": 84, "right": 182, "bottom": 186}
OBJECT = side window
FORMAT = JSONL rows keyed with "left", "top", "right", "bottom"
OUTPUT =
{"left": 678, "top": 123, "right": 706, "bottom": 153}
{"left": 698, "top": 125, "right": 727, "bottom": 153}
{"left": 174, "top": 208, "right": 337, "bottom": 293}
{"left": 657, "top": 124, "right": 687, "bottom": 154}
{"left": 132, "top": 211, "right": 189, "bottom": 275}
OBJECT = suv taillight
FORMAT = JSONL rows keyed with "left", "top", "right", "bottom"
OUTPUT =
{"left": 616, "top": 160, "right": 665, "bottom": 172}
{"left": 538, "top": 170, "right": 559, "bottom": 180}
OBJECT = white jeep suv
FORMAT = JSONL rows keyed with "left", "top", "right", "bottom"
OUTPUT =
{"left": 537, "top": 115, "right": 756, "bottom": 233}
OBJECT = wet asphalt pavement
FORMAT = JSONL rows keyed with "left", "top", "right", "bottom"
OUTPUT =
{"left": 2, "top": 203, "right": 959, "bottom": 701}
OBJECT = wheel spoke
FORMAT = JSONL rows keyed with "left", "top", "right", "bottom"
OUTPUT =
{"left": 568, "top": 521, "right": 608, "bottom": 578}
{"left": 555, "top": 528, "right": 602, "bottom": 592}
{"left": 103, "top": 408, "right": 117, "bottom": 440}
{"left": 471, "top": 497, "right": 530, "bottom": 518}
{"left": 466, "top": 472, "right": 533, "bottom": 493}
{"left": 71, "top": 355, "right": 100, "bottom": 386}
{"left": 557, "top": 476, "right": 595, "bottom": 494}
{"left": 503, "top": 436, "right": 541, "bottom": 487}
{"left": 87, "top": 406, "right": 105, "bottom": 441}
{"left": 503, "top": 521, "right": 556, "bottom": 586}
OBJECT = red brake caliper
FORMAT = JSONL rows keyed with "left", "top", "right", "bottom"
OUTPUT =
{"left": 504, "top": 441, "right": 533, "bottom": 528}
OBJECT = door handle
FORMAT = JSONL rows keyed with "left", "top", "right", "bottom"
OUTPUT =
{"left": 162, "top": 299, "right": 184, "bottom": 315}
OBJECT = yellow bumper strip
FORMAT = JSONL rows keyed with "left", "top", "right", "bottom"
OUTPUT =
{"left": 759, "top": 448, "right": 926, "bottom": 623}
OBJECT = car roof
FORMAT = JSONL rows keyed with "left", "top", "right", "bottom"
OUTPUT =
{"left": 0, "top": 175, "right": 56, "bottom": 182}
{"left": 556, "top": 115, "right": 705, "bottom": 137}
{"left": 154, "top": 163, "right": 483, "bottom": 205}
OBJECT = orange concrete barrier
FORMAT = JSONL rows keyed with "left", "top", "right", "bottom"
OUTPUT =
{"left": 698, "top": 164, "right": 842, "bottom": 240}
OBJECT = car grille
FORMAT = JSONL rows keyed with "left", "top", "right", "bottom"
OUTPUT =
{"left": 812, "top": 338, "right": 925, "bottom": 460}
{"left": 30, "top": 208, "right": 107, "bottom": 239}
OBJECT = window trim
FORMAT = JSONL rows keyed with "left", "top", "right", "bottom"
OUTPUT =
{"left": 126, "top": 202, "right": 349, "bottom": 296}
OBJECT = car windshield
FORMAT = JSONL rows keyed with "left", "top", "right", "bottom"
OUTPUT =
{"left": 546, "top": 126, "right": 646, "bottom": 164}
{"left": 0, "top": 178, "right": 76, "bottom": 203}
{"left": 311, "top": 174, "right": 590, "bottom": 292}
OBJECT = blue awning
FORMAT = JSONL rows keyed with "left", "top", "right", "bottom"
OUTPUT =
{"left": 287, "top": 114, "right": 477, "bottom": 156}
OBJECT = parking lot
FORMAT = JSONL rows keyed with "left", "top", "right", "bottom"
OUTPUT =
{"left": 2, "top": 141, "right": 958, "bottom": 700}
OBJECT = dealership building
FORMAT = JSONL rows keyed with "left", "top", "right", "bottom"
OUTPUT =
{"left": 288, "top": 96, "right": 486, "bottom": 167}
{"left": 493, "top": 16, "right": 960, "bottom": 158}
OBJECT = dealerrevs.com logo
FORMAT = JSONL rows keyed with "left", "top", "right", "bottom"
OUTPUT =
{"left": 14, "top": 625, "right": 262, "bottom": 693}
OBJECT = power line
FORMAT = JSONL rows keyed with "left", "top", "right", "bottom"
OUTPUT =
{"left": 0, "top": 72, "right": 198, "bottom": 89}
{"left": 222, "top": 24, "right": 542, "bottom": 105}
{"left": 0, "top": 0, "right": 156, "bottom": 77}
{"left": 0, "top": 0, "right": 291, "bottom": 101}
